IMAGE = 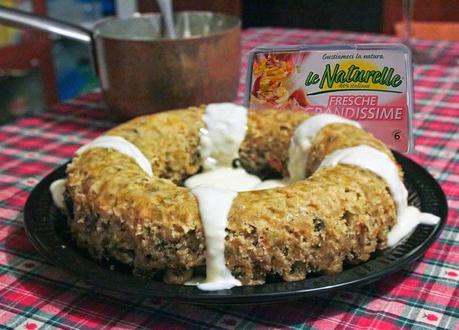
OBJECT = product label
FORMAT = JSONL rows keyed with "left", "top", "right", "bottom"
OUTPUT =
{"left": 245, "top": 45, "right": 413, "bottom": 152}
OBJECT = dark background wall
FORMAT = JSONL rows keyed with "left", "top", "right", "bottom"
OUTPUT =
{"left": 242, "top": 0, "right": 382, "bottom": 32}
{"left": 139, "top": 0, "right": 459, "bottom": 35}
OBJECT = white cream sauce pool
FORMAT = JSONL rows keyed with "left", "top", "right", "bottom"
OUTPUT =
{"left": 185, "top": 167, "right": 261, "bottom": 191}
{"left": 253, "top": 179, "right": 289, "bottom": 190}
{"left": 185, "top": 169, "right": 288, "bottom": 192}
{"left": 288, "top": 114, "right": 361, "bottom": 181}
{"left": 318, "top": 145, "right": 440, "bottom": 246}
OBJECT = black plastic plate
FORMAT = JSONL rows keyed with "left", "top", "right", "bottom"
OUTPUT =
{"left": 24, "top": 152, "right": 447, "bottom": 304}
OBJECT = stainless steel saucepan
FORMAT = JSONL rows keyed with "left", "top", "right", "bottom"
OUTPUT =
{"left": 0, "top": 7, "right": 241, "bottom": 118}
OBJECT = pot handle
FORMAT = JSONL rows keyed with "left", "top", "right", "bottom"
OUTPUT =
{"left": 0, "top": 6, "right": 92, "bottom": 43}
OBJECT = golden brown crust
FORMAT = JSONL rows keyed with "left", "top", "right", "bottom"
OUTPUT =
{"left": 65, "top": 107, "right": 398, "bottom": 285}
{"left": 239, "top": 109, "right": 311, "bottom": 176}
{"left": 106, "top": 107, "right": 205, "bottom": 183}
{"left": 225, "top": 165, "right": 396, "bottom": 284}
{"left": 66, "top": 107, "right": 207, "bottom": 274}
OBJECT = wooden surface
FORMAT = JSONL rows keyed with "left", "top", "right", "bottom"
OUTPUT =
{"left": 395, "top": 21, "right": 459, "bottom": 41}
{"left": 139, "top": 0, "right": 458, "bottom": 37}
{"left": 382, "top": 0, "right": 459, "bottom": 35}
{"left": 242, "top": 0, "right": 381, "bottom": 31}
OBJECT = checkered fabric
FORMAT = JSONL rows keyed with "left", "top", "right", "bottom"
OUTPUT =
{"left": 0, "top": 28, "right": 458, "bottom": 330}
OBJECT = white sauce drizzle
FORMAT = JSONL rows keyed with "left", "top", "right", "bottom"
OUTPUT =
{"left": 288, "top": 114, "right": 361, "bottom": 181}
{"left": 50, "top": 179, "right": 66, "bottom": 209}
{"left": 191, "top": 186, "right": 242, "bottom": 291}
{"left": 187, "top": 103, "right": 249, "bottom": 290}
{"left": 318, "top": 145, "right": 440, "bottom": 246}
{"left": 76, "top": 136, "right": 153, "bottom": 177}
{"left": 50, "top": 135, "right": 153, "bottom": 209}
{"left": 388, "top": 206, "right": 440, "bottom": 246}
{"left": 199, "top": 103, "right": 248, "bottom": 170}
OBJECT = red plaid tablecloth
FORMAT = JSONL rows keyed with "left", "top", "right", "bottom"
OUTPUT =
{"left": 0, "top": 28, "right": 458, "bottom": 329}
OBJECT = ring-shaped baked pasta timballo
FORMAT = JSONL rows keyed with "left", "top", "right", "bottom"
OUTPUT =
{"left": 61, "top": 104, "right": 438, "bottom": 288}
